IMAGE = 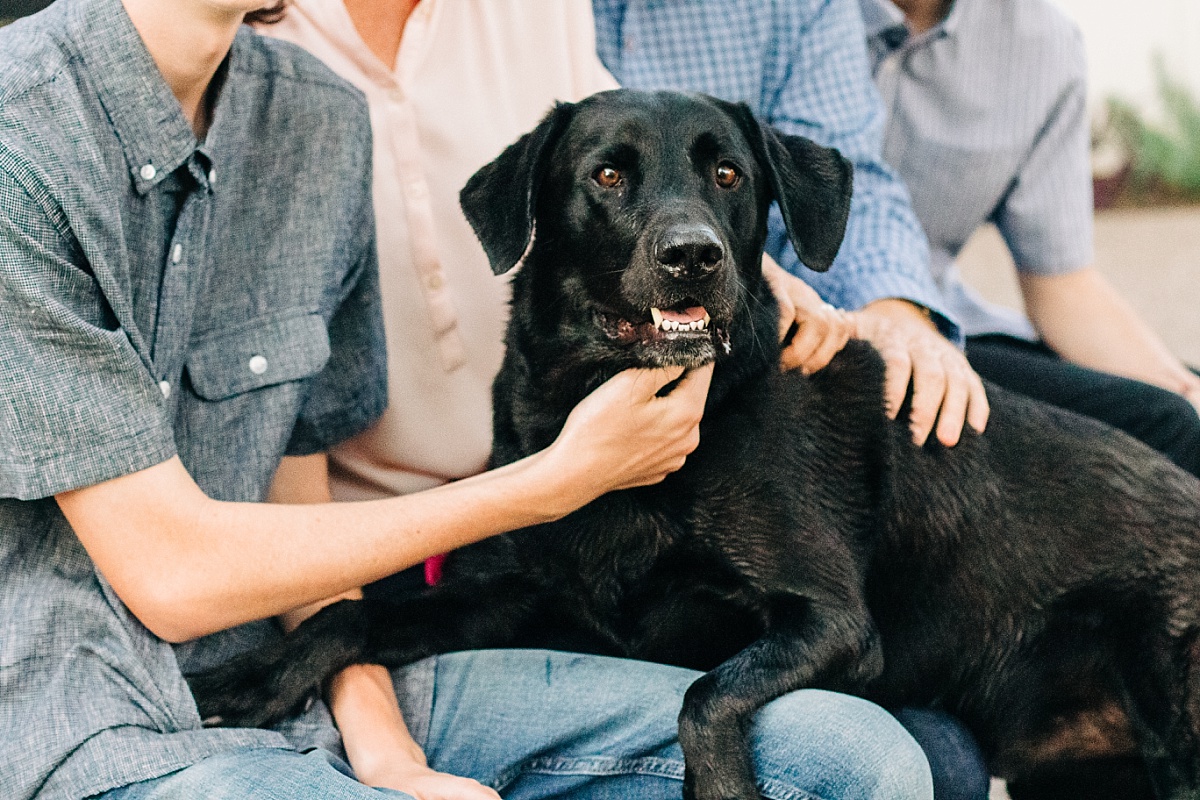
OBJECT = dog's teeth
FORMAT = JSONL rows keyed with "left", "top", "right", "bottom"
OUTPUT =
{"left": 703, "top": 312, "right": 711, "bottom": 326}
{"left": 650, "top": 308, "right": 664, "bottom": 329}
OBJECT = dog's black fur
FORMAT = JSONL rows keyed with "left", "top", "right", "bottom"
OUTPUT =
{"left": 191, "top": 90, "right": 1200, "bottom": 800}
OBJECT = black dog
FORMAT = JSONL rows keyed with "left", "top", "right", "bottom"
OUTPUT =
{"left": 192, "top": 90, "right": 1200, "bottom": 800}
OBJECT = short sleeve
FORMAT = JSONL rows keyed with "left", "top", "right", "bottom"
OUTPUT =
{"left": 0, "top": 165, "right": 175, "bottom": 500}
{"left": 284, "top": 192, "right": 388, "bottom": 456}
{"left": 992, "top": 27, "right": 1095, "bottom": 274}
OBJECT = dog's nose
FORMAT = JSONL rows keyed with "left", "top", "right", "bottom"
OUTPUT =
{"left": 654, "top": 224, "right": 724, "bottom": 279}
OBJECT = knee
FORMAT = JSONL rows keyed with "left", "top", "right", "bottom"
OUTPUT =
{"left": 142, "top": 748, "right": 372, "bottom": 800}
{"left": 1122, "top": 387, "right": 1200, "bottom": 475}
{"left": 892, "top": 708, "right": 990, "bottom": 800}
{"left": 751, "top": 690, "right": 934, "bottom": 800}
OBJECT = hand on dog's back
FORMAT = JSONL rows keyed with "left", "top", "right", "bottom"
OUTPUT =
{"left": 546, "top": 363, "right": 714, "bottom": 500}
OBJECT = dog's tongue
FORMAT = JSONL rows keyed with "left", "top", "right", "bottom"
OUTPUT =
{"left": 658, "top": 306, "right": 708, "bottom": 324}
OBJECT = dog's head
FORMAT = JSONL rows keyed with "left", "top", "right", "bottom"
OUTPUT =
{"left": 461, "top": 89, "right": 852, "bottom": 370}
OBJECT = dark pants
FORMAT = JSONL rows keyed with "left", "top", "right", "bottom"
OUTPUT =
{"left": 967, "top": 335, "right": 1200, "bottom": 478}
{"left": 894, "top": 709, "right": 991, "bottom": 800}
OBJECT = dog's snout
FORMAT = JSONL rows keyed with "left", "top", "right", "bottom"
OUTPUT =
{"left": 654, "top": 224, "right": 724, "bottom": 279}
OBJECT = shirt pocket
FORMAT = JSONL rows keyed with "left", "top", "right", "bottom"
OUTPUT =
{"left": 187, "top": 311, "right": 331, "bottom": 401}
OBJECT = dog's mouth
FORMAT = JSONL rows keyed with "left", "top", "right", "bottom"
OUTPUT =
{"left": 597, "top": 304, "right": 731, "bottom": 361}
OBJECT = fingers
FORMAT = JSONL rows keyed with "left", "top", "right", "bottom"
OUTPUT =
{"left": 775, "top": 291, "right": 797, "bottom": 342}
{"left": 932, "top": 362, "right": 968, "bottom": 448}
{"left": 854, "top": 300, "right": 989, "bottom": 446}
{"left": 627, "top": 364, "right": 687, "bottom": 399}
{"left": 964, "top": 369, "right": 991, "bottom": 436}
{"left": 878, "top": 343, "right": 913, "bottom": 422}
{"left": 805, "top": 307, "right": 852, "bottom": 374}
{"left": 780, "top": 304, "right": 853, "bottom": 374}
{"left": 672, "top": 361, "right": 715, "bottom": 400}
{"left": 905, "top": 348, "right": 947, "bottom": 445}
{"left": 763, "top": 258, "right": 852, "bottom": 375}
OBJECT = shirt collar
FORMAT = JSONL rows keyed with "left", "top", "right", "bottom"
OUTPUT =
{"left": 859, "top": 0, "right": 907, "bottom": 41}
{"left": 859, "top": 0, "right": 964, "bottom": 48}
{"left": 68, "top": 0, "right": 230, "bottom": 194}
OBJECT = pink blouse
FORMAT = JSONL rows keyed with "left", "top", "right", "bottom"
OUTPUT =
{"left": 265, "top": 0, "right": 618, "bottom": 500}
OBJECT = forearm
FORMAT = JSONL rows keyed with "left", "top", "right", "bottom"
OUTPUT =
{"left": 57, "top": 448, "right": 578, "bottom": 642}
{"left": 58, "top": 364, "right": 711, "bottom": 643}
{"left": 1020, "top": 268, "right": 1195, "bottom": 393}
{"left": 330, "top": 664, "right": 427, "bottom": 779}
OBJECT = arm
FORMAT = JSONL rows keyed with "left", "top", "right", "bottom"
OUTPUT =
{"left": 758, "top": 0, "right": 985, "bottom": 445}
{"left": 270, "top": 454, "right": 500, "bottom": 798}
{"left": 1020, "top": 267, "right": 1200, "bottom": 410}
{"left": 55, "top": 363, "right": 713, "bottom": 644}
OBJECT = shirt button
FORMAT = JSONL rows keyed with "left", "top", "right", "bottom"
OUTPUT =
{"left": 140, "top": 163, "right": 157, "bottom": 181}
{"left": 426, "top": 272, "right": 444, "bottom": 291}
{"left": 208, "top": 167, "right": 217, "bottom": 185}
{"left": 171, "top": 244, "right": 183, "bottom": 264}
{"left": 248, "top": 355, "right": 268, "bottom": 375}
{"left": 159, "top": 380, "right": 171, "bottom": 399}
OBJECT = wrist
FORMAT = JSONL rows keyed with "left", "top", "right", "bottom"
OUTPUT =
{"left": 522, "top": 441, "right": 600, "bottom": 521}
{"left": 863, "top": 297, "right": 932, "bottom": 321}
{"left": 859, "top": 298, "right": 937, "bottom": 335}
{"left": 329, "top": 664, "right": 426, "bottom": 775}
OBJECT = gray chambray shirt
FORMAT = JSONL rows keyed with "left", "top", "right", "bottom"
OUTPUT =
{"left": 0, "top": 1, "right": 388, "bottom": 797}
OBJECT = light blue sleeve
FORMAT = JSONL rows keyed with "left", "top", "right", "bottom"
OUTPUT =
{"left": 759, "top": 0, "right": 960, "bottom": 342}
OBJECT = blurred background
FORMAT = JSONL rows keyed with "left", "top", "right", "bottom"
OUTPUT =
{"left": 1, "top": 0, "right": 1196, "bottom": 363}
{"left": 958, "top": 0, "right": 1200, "bottom": 366}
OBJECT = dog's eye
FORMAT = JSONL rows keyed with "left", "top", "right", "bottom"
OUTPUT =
{"left": 593, "top": 166, "right": 623, "bottom": 188}
{"left": 715, "top": 163, "right": 740, "bottom": 189}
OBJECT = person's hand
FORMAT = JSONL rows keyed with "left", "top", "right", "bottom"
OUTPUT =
{"left": 549, "top": 363, "right": 714, "bottom": 498}
{"left": 850, "top": 298, "right": 989, "bottom": 447}
{"left": 762, "top": 257, "right": 853, "bottom": 374}
{"left": 360, "top": 759, "right": 500, "bottom": 800}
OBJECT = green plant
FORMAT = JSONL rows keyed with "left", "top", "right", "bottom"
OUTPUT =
{"left": 1107, "top": 54, "right": 1200, "bottom": 203}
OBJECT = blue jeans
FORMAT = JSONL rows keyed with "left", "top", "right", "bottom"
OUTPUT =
{"left": 98, "top": 649, "right": 932, "bottom": 800}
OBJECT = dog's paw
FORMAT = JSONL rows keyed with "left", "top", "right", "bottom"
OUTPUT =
{"left": 187, "top": 649, "right": 320, "bottom": 729}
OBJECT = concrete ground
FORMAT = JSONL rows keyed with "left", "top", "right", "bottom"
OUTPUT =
{"left": 957, "top": 206, "right": 1200, "bottom": 367}
{"left": 960, "top": 206, "right": 1200, "bottom": 799}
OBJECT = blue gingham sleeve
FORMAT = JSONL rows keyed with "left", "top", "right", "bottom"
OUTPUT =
{"left": 761, "top": 0, "right": 960, "bottom": 341}
{"left": 0, "top": 160, "right": 176, "bottom": 500}
{"left": 992, "top": 25, "right": 1095, "bottom": 275}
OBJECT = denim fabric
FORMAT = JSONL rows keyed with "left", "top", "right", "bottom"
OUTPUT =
{"left": 0, "top": 1, "right": 386, "bottom": 797}
{"left": 891, "top": 709, "right": 990, "bottom": 800}
{"left": 593, "top": 0, "right": 959, "bottom": 342}
{"left": 97, "top": 650, "right": 934, "bottom": 800}
{"left": 96, "top": 749, "right": 415, "bottom": 800}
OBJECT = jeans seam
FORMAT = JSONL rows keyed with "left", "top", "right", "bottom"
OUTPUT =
{"left": 493, "top": 755, "right": 824, "bottom": 800}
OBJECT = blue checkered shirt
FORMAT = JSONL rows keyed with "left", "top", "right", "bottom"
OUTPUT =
{"left": 861, "top": 0, "right": 1094, "bottom": 339}
{"left": 593, "top": 0, "right": 961, "bottom": 341}
{"left": 0, "top": 1, "right": 386, "bottom": 797}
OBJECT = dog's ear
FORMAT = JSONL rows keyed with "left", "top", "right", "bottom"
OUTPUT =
{"left": 460, "top": 102, "right": 576, "bottom": 275}
{"left": 725, "top": 102, "right": 853, "bottom": 272}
